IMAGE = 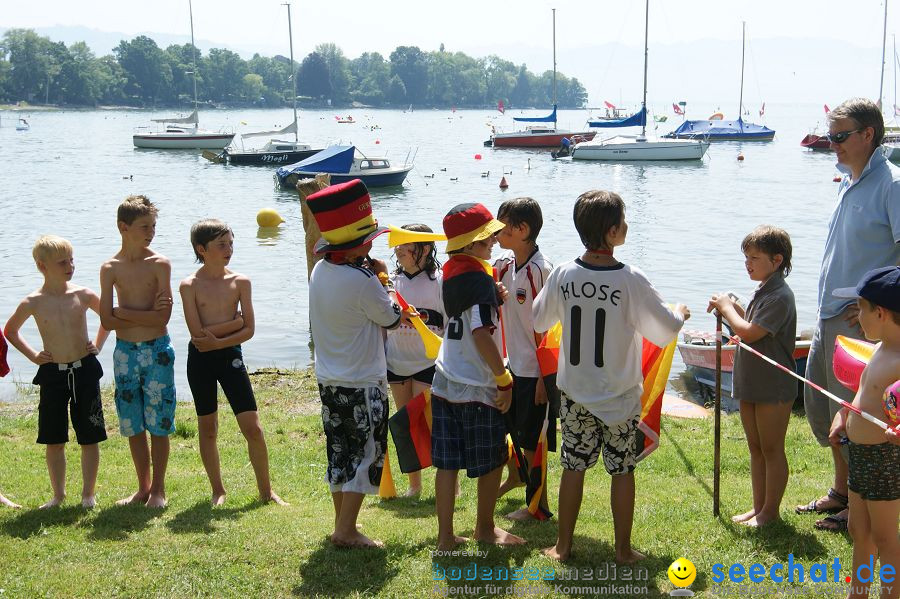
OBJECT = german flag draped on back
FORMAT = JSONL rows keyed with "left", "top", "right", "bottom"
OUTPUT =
{"left": 535, "top": 321, "right": 676, "bottom": 461}
{"left": 442, "top": 254, "right": 498, "bottom": 317}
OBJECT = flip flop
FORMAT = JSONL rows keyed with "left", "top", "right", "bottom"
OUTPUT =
{"left": 795, "top": 488, "right": 848, "bottom": 515}
{"left": 814, "top": 512, "right": 848, "bottom": 533}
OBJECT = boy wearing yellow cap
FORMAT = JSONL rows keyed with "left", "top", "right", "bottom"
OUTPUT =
{"left": 307, "top": 179, "right": 403, "bottom": 549}
{"left": 432, "top": 202, "right": 525, "bottom": 550}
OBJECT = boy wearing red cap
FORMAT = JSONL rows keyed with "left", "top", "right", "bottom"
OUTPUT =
{"left": 828, "top": 266, "right": 900, "bottom": 599}
{"left": 432, "top": 202, "right": 525, "bottom": 550}
{"left": 307, "top": 179, "right": 403, "bottom": 549}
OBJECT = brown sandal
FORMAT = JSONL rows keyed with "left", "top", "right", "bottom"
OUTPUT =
{"left": 795, "top": 488, "right": 848, "bottom": 515}
{"left": 815, "top": 512, "right": 849, "bottom": 532}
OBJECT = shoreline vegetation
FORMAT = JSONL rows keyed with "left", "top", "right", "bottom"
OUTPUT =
{"left": 0, "top": 29, "right": 587, "bottom": 111}
{"left": 0, "top": 367, "right": 855, "bottom": 597}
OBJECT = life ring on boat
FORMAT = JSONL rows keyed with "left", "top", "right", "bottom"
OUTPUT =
{"left": 832, "top": 335, "right": 875, "bottom": 392}
{"left": 708, "top": 112, "right": 724, "bottom": 121}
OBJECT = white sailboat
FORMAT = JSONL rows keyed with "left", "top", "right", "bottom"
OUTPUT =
{"left": 132, "top": 0, "right": 234, "bottom": 149}
{"left": 571, "top": 0, "right": 708, "bottom": 161}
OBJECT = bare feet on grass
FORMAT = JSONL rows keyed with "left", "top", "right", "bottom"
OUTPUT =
{"left": 0, "top": 494, "right": 22, "bottom": 509}
{"left": 330, "top": 530, "right": 384, "bottom": 549}
{"left": 474, "top": 526, "right": 525, "bottom": 546}
{"left": 615, "top": 549, "right": 647, "bottom": 565}
{"left": 116, "top": 491, "right": 150, "bottom": 506}
{"left": 402, "top": 487, "right": 422, "bottom": 498}
{"left": 497, "top": 478, "right": 524, "bottom": 499}
{"left": 145, "top": 493, "right": 167, "bottom": 508}
{"left": 262, "top": 492, "right": 289, "bottom": 506}
{"left": 505, "top": 507, "right": 550, "bottom": 522}
{"left": 39, "top": 495, "right": 65, "bottom": 509}
{"left": 211, "top": 492, "right": 226, "bottom": 506}
{"left": 742, "top": 513, "right": 779, "bottom": 528}
{"left": 731, "top": 509, "right": 757, "bottom": 523}
{"left": 542, "top": 545, "right": 570, "bottom": 562}
{"left": 436, "top": 534, "right": 469, "bottom": 551}
{"left": 81, "top": 495, "right": 97, "bottom": 509}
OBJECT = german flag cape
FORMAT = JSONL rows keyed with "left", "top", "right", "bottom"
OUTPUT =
{"left": 535, "top": 322, "right": 677, "bottom": 462}
{"left": 525, "top": 404, "right": 553, "bottom": 520}
{"left": 442, "top": 254, "right": 497, "bottom": 318}
{"left": 388, "top": 390, "right": 433, "bottom": 473}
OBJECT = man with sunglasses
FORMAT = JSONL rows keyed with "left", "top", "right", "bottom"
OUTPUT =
{"left": 798, "top": 98, "right": 900, "bottom": 532}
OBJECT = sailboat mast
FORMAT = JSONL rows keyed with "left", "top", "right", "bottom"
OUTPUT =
{"left": 738, "top": 21, "right": 745, "bottom": 130}
{"left": 640, "top": 0, "right": 649, "bottom": 138}
{"left": 879, "top": 0, "right": 888, "bottom": 109}
{"left": 189, "top": 0, "right": 198, "bottom": 116}
{"left": 284, "top": 2, "right": 298, "bottom": 142}
{"left": 552, "top": 8, "right": 557, "bottom": 130}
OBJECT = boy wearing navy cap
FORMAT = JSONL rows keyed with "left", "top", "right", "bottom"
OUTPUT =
{"left": 828, "top": 266, "right": 900, "bottom": 599}
{"left": 307, "top": 179, "right": 404, "bottom": 549}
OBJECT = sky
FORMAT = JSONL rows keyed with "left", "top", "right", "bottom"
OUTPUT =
{"left": 1, "top": 0, "right": 897, "bottom": 105}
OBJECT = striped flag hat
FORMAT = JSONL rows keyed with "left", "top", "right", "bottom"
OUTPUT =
{"left": 306, "top": 179, "right": 389, "bottom": 254}
{"left": 442, "top": 203, "right": 505, "bottom": 252}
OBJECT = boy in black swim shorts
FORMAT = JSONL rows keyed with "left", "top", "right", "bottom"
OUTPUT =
{"left": 4, "top": 235, "right": 109, "bottom": 509}
{"left": 828, "top": 267, "right": 900, "bottom": 598}
{"left": 180, "top": 219, "right": 286, "bottom": 506}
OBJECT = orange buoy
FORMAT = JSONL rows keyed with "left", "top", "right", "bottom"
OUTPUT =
{"left": 474, "top": 154, "right": 482, "bottom": 160}
{"left": 737, "top": 153, "right": 744, "bottom": 161}
{"left": 499, "top": 176, "right": 509, "bottom": 189}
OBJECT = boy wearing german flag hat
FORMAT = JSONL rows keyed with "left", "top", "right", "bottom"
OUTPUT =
{"left": 307, "top": 179, "right": 403, "bottom": 549}
{"left": 432, "top": 202, "right": 525, "bottom": 550}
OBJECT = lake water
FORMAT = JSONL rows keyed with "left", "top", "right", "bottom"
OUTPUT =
{"left": 0, "top": 104, "right": 844, "bottom": 401}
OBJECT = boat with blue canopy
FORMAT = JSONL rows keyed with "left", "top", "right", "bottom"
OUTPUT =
{"left": 665, "top": 22, "right": 774, "bottom": 142}
{"left": 275, "top": 145, "right": 413, "bottom": 189}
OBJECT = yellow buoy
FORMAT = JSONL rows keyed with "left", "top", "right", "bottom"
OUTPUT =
{"left": 256, "top": 208, "right": 284, "bottom": 228}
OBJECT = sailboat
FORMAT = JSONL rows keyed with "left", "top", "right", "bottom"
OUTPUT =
{"left": 486, "top": 9, "right": 596, "bottom": 148}
{"left": 221, "top": 3, "right": 322, "bottom": 165}
{"left": 132, "top": 0, "right": 235, "bottom": 149}
{"left": 883, "top": 28, "right": 900, "bottom": 162}
{"left": 570, "top": 0, "right": 709, "bottom": 161}
{"left": 665, "top": 22, "right": 774, "bottom": 141}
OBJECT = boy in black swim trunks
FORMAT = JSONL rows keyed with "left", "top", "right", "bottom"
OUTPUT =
{"left": 180, "top": 219, "right": 286, "bottom": 506}
{"left": 829, "top": 266, "right": 900, "bottom": 599}
{"left": 4, "top": 235, "right": 109, "bottom": 509}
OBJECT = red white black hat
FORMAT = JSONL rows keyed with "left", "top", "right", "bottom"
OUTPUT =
{"left": 442, "top": 203, "right": 505, "bottom": 252}
{"left": 306, "top": 179, "right": 388, "bottom": 254}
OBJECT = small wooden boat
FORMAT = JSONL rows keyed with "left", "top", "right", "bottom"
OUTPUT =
{"left": 677, "top": 329, "right": 811, "bottom": 400}
{"left": 800, "top": 133, "right": 832, "bottom": 150}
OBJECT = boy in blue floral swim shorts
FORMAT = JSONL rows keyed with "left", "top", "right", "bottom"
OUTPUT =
{"left": 100, "top": 195, "right": 176, "bottom": 508}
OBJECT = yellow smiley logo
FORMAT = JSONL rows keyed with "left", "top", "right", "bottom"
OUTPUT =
{"left": 668, "top": 557, "right": 697, "bottom": 588}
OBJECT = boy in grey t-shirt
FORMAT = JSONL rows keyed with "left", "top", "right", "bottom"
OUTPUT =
{"left": 708, "top": 225, "right": 796, "bottom": 527}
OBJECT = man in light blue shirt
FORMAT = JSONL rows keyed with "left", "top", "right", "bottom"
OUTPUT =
{"left": 798, "top": 98, "right": 900, "bottom": 532}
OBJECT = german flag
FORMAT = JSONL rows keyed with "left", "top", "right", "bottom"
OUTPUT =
{"left": 388, "top": 390, "right": 433, "bottom": 473}
{"left": 442, "top": 254, "right": 497, "bottom": 318}
{"left": 526, "top": 405, "right": 553, "bottom": 520}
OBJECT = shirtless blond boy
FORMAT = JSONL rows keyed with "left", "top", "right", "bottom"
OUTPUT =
{"left": 179, "top": 219, "right": 285, "bottom": 506}
{"left": 829, "top": 266, "right": 900, "bottom": 599}
{"left": 4, "top": 235, "right": 108, "bottom": 508}
{"left": 99, "top": 195, "right": 175, "bottom": 508}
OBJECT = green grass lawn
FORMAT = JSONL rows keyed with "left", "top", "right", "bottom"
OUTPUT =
{"left": 0, "top": 370, "right": 867, "bottom": 598}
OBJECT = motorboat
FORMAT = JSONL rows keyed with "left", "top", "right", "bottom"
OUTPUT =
{"left": 15, "top": 118, "right": 29, "bottom": 131}
{"left": 275, "top": 145, "right": 413, "bottom": 189}
{"left": 677, "top": 329, "right": 811, "bottom": 400}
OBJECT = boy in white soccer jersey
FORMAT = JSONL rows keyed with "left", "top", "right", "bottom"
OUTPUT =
{"left": 307, "top": 179, "right": 403, "bottom": 549}
{"left": 534, "top": 190, "right": 690, "bottom": 563}
{"left": 494, "top": 197, "right": 558, "bottom": 520}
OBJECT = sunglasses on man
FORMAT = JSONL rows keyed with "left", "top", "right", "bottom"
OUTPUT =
{"left": 825, "top": 128, "right": 867, "bottom": 144}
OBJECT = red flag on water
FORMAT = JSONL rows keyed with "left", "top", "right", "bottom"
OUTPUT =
{"left": 824, "top": 104, "right": 830, "bottom": 114}
{"left": 604, "top": 100, "right": 616, "bottom": 109}
{"left": 673, "top": 103, "right": 685, "bottom": 115}
{"left": 498, "top": 100, "right": 505, "bottom": 114}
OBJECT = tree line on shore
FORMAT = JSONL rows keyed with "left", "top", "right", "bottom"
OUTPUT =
{"left": 0, "top": 29, "right": 588, "bottom": 109}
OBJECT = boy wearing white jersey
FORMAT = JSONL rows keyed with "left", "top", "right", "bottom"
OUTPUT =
{"left": 494, "top": 197, "right": 558, "bottom": 520}
{"left": 534, "top": 190, "right": 690, "bottom": 563}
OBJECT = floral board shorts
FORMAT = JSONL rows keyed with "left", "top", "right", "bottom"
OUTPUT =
{"left": 113, "top": 335, "right": 176, "bottom": 437}
{"left": 319, "top": 382, "right": 388, "bottom": 495}
{"left": 559, "top": 393, "right": 639, "bottom": 475}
